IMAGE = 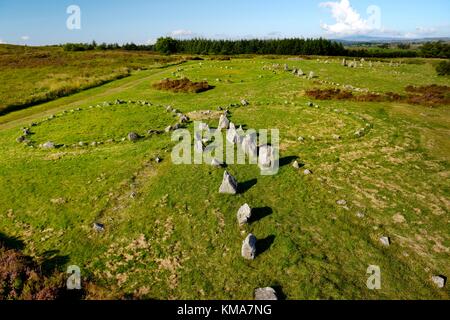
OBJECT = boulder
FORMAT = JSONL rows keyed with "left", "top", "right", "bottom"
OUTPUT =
{"left": 237, "top": 203, "right": 252, "bottom": 226}
{"left": 254, "top": 287, "right": 278, "bottom": 300}
{"left": 127, "top": 132, "right": 139, "bottom": 142}
{"left": 179, "top": 115, "right": 189, "bottom": 123}
{"left": 380, "top": 236, "right": 390, "bottom": 246}
{"left": 292, "top": 161, "right": 300, "bottom": 169}
{"left": 303, "top": 169, "right": 312, "bottom": 175}
{"left": 431, "top": 275, "right": 446, "bottom": 288}
{"left": 241, "top": 99, "right": 249, "bottom": 106}
{"left": 42, "top": 141, "right": 55, "bottom": 149}
{"left": 93, "top": 223, "right": 105, "bottom": 232}
{"left": 241, "top": 233, "right": 257, "bottom": 260}
{"left": 219, "top": 171, "right": 238, "bottom": 194}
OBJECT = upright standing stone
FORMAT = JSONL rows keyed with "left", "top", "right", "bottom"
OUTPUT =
{"left": 226, "top": 123, "right": 238, "bottom": 144}
{"left": 237, "top": 203, "right": 252, "bottom": 226}
{"left": 431, "top": 275, "right": 446, "bottom": 288}
{"left": 380, "top": 236, "right": 390, "bottom": 246}
{"left": 218, "top": 114, "right": 230, "bottom": 130}
{"left": 219, "top": 171, "right": 238, "bottom": 194}
{"left": 258, "top": 144, "right": 275, "bottom": 169}
{"left": 241, "top": 134, "right": 258, "bottom": 160}
{"left": 241, "top": 233, "right": 257, "bottom": 260}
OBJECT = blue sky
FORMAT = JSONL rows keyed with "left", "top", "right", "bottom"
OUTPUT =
{"left": 0, "top": 0, "right": 449, "bottom": 45}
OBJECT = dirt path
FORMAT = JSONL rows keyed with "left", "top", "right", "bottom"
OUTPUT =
{"left": 0, "top": 63, "right": 182, "bottom": 131}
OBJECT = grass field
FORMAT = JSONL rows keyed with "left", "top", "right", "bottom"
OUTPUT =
{"left": 0, "top": 52, "right": 449, "bottom": 299}
{"left": 0, "top": 45, "right": 178, "bottom": 115}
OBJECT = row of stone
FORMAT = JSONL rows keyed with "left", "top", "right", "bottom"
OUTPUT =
{"left": 210, "top": 113, "right": 278, "bottom": 300}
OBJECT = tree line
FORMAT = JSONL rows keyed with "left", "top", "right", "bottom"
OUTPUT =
{"left": 62, "top": 38, "right": 450, "bottom": 59}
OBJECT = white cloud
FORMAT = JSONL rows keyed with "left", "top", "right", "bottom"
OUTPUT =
{"left": 170, "top": 29, "right": 194, "bottom": 38}
{"left": 319, "top": 0, "right": 375, "bottom": 35}
{"left": 146, "top": 38, "right": 157, "bottom": 45}
{"left": 21, "top": 35, "right": 30, "bottom": 41}
{"left": 0, "top": 39, "right": 4, "bottom": 44}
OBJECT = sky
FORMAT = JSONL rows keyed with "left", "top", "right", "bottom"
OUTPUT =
{"left": 0, "top": 0, "right": 449, "bottom": 45}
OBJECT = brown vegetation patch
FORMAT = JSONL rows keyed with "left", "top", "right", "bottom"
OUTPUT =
{"left": 305, "top": 88, "right": 354, "bottom": 100}
{"left": 306, "top": 85, "right": 450, "bottom": 106}
{"left": 405, "top": 85, "right": 450, "bottom": 106}
{"left": 153, "top": 78, "right": 213, "bottom": 93}
{"left": 0, "top": 235, "right": 65, "bottom": 300}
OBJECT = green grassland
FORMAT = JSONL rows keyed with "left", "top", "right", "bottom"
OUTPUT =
{"left": 0, "top": 53, "right": 449, "bottom": 299}
{"left": 0, "top": 45, "right": 178, "bottom": 115}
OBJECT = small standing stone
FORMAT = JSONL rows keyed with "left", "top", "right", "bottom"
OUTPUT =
{"left": 93, "top": 223, "right": 105, "bottom": 232}
{"left": 127, "top": 132, "right": 139, "bottom": 142}
{"left": 292, "top": 161, "right": 300, "bottom": 169}
{"left": 218, "top": 114, "right": 230, "bottom": 130}
{"left": 241, "top": 233, "right": 257, "bottom": 260}
{"left": 237, "top": 203, "right": 252, "bottom": 226}
{"left": 380, "top": 236, "right": 390, "bottom": 246}
{"left": 254, "top": 287, "right": 278, "bottom": 300}
{"left": 42, "top": 141, "right": 55, "bottom": 149}
{"left": 241, "top": 99, "right": 249, "bottom": 106}
{"left": 431, "top": 275, "right": 446, "bottom": 288}
{"left": 303, "top": 169, "right": 312, "bottom": 175}
{"left": 219, "top": 171, "right": 238, "bottom": 194}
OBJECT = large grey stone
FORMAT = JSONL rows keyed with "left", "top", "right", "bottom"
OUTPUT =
{"left": 241, "top": 134, "right": 258, "bottom": 160}
{"left": 237, "top": 203, "right": 252, "bottom": 226}
{"left": 241, "top": 233, "right": 257, "bottom": 260}
{"left": 218, "top": 114, "right": 230, "bottom": 130}
{"left": 431, "top": 275, "right": 446, "bottom": 288}
{"left": 258, "top": 144, "right": 275, "bottom": 169}
{"left": 219, "top": 171, "right": 238, "bottom": 194}
{"left": 254, "top": 287, "right": 278, "bottom": 300}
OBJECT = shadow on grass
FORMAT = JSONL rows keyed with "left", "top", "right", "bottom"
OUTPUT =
{"left": 238, "top": 178, "right": 257, "bottom": 194}
{"left": 249, "top": 207, "right": 273, "bottom": 223}
{"left": 0, "top": 232, "right": 25, "bottom": 250}
{"left": 256, "top": 235, "right": 275, "bottom": 256}
{"left": 279, "top": 156, "right": 298, "bottom": 167}
{"left": 271, "top": 285, "right": 287, "bottom": 300}
{"left": 39, "top": 250, "right": 70, "bottom": 276}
